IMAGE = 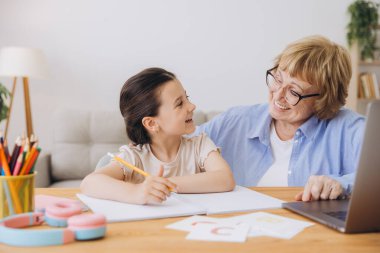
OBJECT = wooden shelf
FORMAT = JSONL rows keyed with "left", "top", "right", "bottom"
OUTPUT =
{"left": 357, "top": 98, "right": 379, "bottom": 115}
{"left": 346, "top": 24, "right": 380, "bottom": 113}
{"left": 357, "top": 98, "right": 379, "bottom": 102}
{"left": 347, "top": 42, "right": 380, "bottom": 114}
{"left": 359, "top": 61, "right": 380, "bottom": 66}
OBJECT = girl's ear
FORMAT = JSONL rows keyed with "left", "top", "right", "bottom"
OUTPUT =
{"left": 142, "top": 116, "right": 159, "bottom": 133}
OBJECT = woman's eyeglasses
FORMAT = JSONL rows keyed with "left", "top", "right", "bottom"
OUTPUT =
{"left": 266, "top": 66, "right": 320, "bottom": 106}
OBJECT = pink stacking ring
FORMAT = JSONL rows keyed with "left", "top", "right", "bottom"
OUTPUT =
{"left": 68, "top": 213, "right": 106, "bottom": 240}
{"left": 45, "top": 202, "right": 82, "bottom": 227}
{"left": 68, "top": 213, "right": 106, "bottom": 228}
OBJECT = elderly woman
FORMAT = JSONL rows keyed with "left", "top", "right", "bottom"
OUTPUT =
{"left": 195, "top": 35, "right": 365, "bottom": 201}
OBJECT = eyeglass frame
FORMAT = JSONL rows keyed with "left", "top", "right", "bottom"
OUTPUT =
{"left": 266, "top": 66, "right": 320, "bottom": 106}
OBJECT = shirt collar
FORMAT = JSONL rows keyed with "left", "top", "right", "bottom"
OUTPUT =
{"left": 247, "top": 104, "right": 272, "bottom": 146}
{"left": 298, "top": 114, "right": 319, "bottom": 140}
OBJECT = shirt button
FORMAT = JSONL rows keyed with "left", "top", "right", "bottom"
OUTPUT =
{"left": 294, "top": 140, "right": 299, "bottom": 143}
{"left": 295, "top": 131, "right": 300, "bottom": 136}
{"left": 288, "top": 170, "right": 292, "bottom": 175}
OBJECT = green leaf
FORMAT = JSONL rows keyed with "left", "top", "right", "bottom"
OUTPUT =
{"left": 0, "top": 82, "right": 11, "bottom": 123}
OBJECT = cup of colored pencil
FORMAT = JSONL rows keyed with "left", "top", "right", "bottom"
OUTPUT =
{"left": 0, "top": 134, "right": 41, "bottom": 219}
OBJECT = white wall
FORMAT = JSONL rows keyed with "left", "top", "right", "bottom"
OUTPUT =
{"left": 0, "top": 0, "right": 352, "bottom": 150}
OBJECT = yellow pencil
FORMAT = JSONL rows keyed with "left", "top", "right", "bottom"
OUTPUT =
{"left": 107, "top": 152, "right": 149, "bottom": 177}
{"left": 107, "top": 152, "right": 175, "bottom": 192}
{"left": 0, "top": 144, "right": 22, "bottom": 213}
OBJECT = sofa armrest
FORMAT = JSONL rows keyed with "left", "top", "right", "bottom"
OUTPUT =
{"left": 34, "top": 152, "right": 52, "bottom": 187}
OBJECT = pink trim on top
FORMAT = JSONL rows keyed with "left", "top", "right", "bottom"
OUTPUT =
{"left": 1, "top": 213, "right": 44, "bottom": 228}
{"left": 45, "top": 202, "right": 82, "bottom": 218}
{"left": 35, "top": 195, "right": 83, "bottom": 212}
{"left": 68, "top": 213, "right": 106, "bottom": 228}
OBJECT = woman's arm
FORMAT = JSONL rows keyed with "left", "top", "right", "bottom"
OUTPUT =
{"left": 80, "top": 162, "right": 176, "bottom": 204}
{"left": 169, "top": 151, "right": 235, "bottom": 193}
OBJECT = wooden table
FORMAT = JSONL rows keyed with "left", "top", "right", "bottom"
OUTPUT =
{"left": 1, "top": 187, "right": 379, "bottom": 253}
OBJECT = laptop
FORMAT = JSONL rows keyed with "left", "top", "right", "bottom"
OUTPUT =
{"left": 282, "top": 101, "right": 380, "bottom": 233}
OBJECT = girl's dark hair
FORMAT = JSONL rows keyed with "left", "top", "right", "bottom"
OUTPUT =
{"left": 119, "top": 67, "right": 176, "bottom": 144}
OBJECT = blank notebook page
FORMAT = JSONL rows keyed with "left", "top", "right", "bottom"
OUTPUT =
{"left": 77, "top": 194, "right": 206, "bottom": 223}
{"left": 179, "top": 186, "right": 284, "bottom": 215}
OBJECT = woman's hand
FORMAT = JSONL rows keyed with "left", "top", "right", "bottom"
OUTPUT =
{"left": 295, "top": 175, "right": 344, "bottom": 201}
{"left": 134, "top": 165, "right": 177, "bottom": 205}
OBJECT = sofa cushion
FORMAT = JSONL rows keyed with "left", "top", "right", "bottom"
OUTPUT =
{"left": 51, "top": 109, "right": 126, "bottom": 181}
{"left": 49, "top": 179, "right": 83, "bottom": 188}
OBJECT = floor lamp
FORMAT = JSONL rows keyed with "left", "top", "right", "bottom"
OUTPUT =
{"left": 0, "top": 47, "right": 49, "bottom": 140}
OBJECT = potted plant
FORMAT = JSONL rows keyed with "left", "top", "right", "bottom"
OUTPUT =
{"left": 347, "top": 0, "right": 379, "bottom": 61}
{"left": 0, "top": 82, "right": 11, "bottom": 123}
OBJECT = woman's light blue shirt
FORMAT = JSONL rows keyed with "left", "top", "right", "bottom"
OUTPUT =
{"left": 195, "top": 103, "right": 365, "bottom": 193}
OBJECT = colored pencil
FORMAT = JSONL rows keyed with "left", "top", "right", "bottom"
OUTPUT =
{"left": 9, "top": 137, "right": 22, "bottom": 174}
{"left": 28, "top": 147, "right": 41, "bottom": 174}
{"left": 12, "top": 153, "right": 24, "bottom": 176}
{"left": 107, "top": 152, "right": 174, "bottom": 192}
{"left": 3, "top": 181, "right": 14, "bottom": 216}
{"left": 0, "top": 143, "right": 22, "bottom": 213}
{"left": 0, "top": 144, "right": 11, "bottom": 176}
{"left": 19, "top": 143, "right": 36, "bottom": 175}
{"left": 108, "top": 152, "right": 149, "bottom": 177}
{"left": 23, "top": 147, "right": 40, "bottom": 175}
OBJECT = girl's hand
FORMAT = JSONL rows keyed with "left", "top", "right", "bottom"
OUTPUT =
{"left": 134, "top": 165, "right": 177, "bottom": 204}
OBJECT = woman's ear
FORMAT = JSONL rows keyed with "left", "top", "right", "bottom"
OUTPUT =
{"left": 142, "top": 116, "right": 159, "bottom": 133}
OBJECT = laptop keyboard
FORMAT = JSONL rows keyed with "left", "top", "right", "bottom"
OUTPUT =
{"left": 324, "top": 211, "right": 347, "bottom": 221}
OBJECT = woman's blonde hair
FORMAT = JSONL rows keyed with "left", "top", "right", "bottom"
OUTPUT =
{"left": 274, "top": 35, "right": 352, "bottom": 119}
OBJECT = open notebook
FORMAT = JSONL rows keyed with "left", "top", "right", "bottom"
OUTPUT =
{"left": 77, "top": 186, "right": 283, "bottom": 223}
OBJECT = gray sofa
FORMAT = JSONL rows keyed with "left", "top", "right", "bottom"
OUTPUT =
{"left": 35, "top": 109, "right": 220, "bottom": 187}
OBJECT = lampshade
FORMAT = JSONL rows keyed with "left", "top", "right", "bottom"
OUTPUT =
{"left": 0, "top": 47, "right": 49, "bottom": 79}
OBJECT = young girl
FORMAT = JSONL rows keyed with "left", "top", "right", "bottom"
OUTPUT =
{"left": 80, "top": 68, "right": 235, "bottom": 205}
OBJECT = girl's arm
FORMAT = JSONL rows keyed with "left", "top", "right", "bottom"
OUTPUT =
{"left": 80, "top": 162, "right": 176, "bottom": 204}
{"left": 169, "top": 151, "right": 235, "bottom": 193}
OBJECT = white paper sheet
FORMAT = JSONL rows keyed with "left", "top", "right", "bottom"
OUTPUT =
{"left": 186, "top": 222, "right": 250, "bottom": 243}
{"left": 167, "top": 212, "right": 314, "bottom": 241}
{"left": 180, "top": 186, "right": 284, "bottom": 215}
{"left": 225, "top": 212, "right": 314, "bottom": 239}
{"left": 166, "top": 215, "right": 223, "bottom": 232}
